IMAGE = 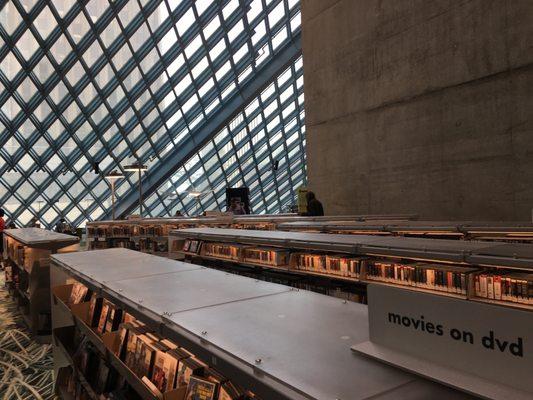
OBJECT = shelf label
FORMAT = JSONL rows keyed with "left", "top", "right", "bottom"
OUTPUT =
{"left": 360, "top": 284, "right": 533, "bottom": 394}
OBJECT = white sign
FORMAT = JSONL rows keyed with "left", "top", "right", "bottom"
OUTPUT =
{"left": 352, "top": 284, "right": 533, "bottom": 399}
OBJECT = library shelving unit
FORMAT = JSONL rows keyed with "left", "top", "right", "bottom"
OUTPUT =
{"left": 86, "top": 216, "right": 233, "bottom": 258}
{"left": 278, "top": 220, "right": 533, "bottom": 242}
{"left": 86, "top": 214, "right": 419, "bottom": 258}
{"left": 50, "top": 248, "right": 474, "bottom": 400}
{"left": 170, "top": 228, "right": 533, "bottom": 311}
{"left": 3, "top": 227, "right": 79, "bottom": 339}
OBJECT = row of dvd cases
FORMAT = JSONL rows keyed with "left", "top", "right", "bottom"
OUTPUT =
{"left": 278, "top": 220, "right": 533, "bottom": 242}
{"left": 87, "top": 216, "right": 533, "bottom": 259}
{"left": 170, "top": 228, "right": 533, "bottom": 311}
{"left": 85, "top": 214, "right": 418, "bottom": 256}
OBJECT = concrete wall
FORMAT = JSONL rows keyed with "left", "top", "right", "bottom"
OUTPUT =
{"left": 302, "top": 0, "right": 533, "bottom": 220}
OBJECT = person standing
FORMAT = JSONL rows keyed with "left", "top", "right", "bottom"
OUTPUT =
{"left": 29, "top": 217, "right": 41, "bottom": 228}
{"left": 305, "top": 191, "right": 324, "bottom": 216}
{"left": 55, "top": 217, "right": 68, "bottom": 233}
{"left": 229, "top": 198, "right": 246, "bottom": 215}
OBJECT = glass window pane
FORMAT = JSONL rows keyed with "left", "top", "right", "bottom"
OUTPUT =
{"left": 34, "top": 6, "right": 56, "bottom": 39}
{"left": 177, "top": 8, "right": 195, "bottom": 36}
{"left": 18, "top": 30, "right": 39, "bottom": 61}
{"left": 1, "top": 52, "right": 21, "bottom": 81}
{"left": 101, "top": 18, "right": 121, "bottom": 48}
{"left": 86, "top": 0, "right": 108, "bottom": 23}
{"left": 68, "top": 12, "right": 91, "bottom": 44}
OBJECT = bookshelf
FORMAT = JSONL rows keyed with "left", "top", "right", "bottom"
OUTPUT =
{"left": 170, "top": 228, "right": 533, "bottom": 310}
{"left": 86, "top": 216, "right": 233, "bottom": 257}
{"left": 87, "top": 214, "right": 419, "bottom": 256}
{"left": 3, "top": 227, "right": 79, "bottom": 339}
{"left": 50, "top": 248, "right": 470, "bottom": 400}
{"left": 278, "top": 220, "right": 533, "bottom": 242}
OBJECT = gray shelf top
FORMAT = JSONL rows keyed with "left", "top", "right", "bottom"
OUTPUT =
{"left": 170, "top": 228, "right": 533, "bottom": 269}
{"left": 51, "top": 248, "right": 475, "bottom": 400}
{"left": 5, "top": 228, "right": 79, "bottom": 247}
{"left": 52, "top": 248, "right": 201, "bottom": 283}
{"left": 105, "top": 269, "right": 292, "bottom": 316}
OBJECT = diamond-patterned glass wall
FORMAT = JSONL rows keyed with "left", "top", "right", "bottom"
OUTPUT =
{"left": 146, "top": 56, "right": 305, "bottom": 216}
{"left": 0, "top": 0, "right": 304, "bottom": 228}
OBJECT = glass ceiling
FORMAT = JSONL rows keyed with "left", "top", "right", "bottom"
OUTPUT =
{"left": 0, "top": 0, "right": 304, "bottom": 228}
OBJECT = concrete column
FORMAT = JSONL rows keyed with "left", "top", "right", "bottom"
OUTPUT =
{"left": 302, "top": 0, "right": 533, "bottom": 220}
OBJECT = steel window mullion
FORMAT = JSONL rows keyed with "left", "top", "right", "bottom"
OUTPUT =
{"left": 249, "top": 140, "right": 303, "bottom": 202}
{"left": 241, "top": 123, "right": 302, "bottom": 180}
{"left": 36, "top": 5, "right": 137, "bottom": 189}
{"left": 104, "top": 0, "right": 295, "bottom": 163}
{"left": 223, "top": 124, "right": 303, "bottom": 206}
{"left": 131, "top": 50, "right": 254, "bottom": 158}
{"left": 131, "top": 0, "right": 291, "bottom": 151}
{"left": 255, "top": 85, "right": 282, "bottom": 214}
{"left": 22, "top": 0, "right": 178, "bottom": 152}
{"left": 213, "top": 123, "right": 302, "bottom": 199}
{"left": 10, "top": 55, "right": 123, "bottom": 224}
{"left": 216, "top": 86, "right": 303, "bottom": 165}
{"left": 132, "top": 7, "right": 251, "bottom": 139}
{"left": 273, "top": 64, "right": 295, "bottom": 204}
{"left": 0, "top": 0, "right": 85, "bottom": 103}
{"left": 162, "top": 99, "right": 302, "bottom": 203}
{"left": 0, "top": 1, "right": 97, "bottom": 148}
{"left": 129, "top": 0, "right": 234, "bottom": 112}
{"left": 93, "top": 1, "right": 161, "bottom": 166}
{"left": 53, "top": 10, "right": 140, "bottom": 172}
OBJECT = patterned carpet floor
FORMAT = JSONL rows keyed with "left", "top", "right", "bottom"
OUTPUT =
{"left": 0, "top": 274, "right": 57, "bottom": 400}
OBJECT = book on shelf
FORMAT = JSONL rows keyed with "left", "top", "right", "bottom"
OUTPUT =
{"left": 69, "top": 282, "right": 92, "bottom": 305}
{"left": 296, "top": 253, "right": 326, "bottom": 273}
{"left": 136, "top": 334, "right": 158, "bottom": 379}
{"left": 176, "top": 356, "right": 206, "bottom": 387}
{"left": 142, "top": 376, "right": 164, "bottom": 400}
{"left": 116, "top": 323, "right": 131, "bottom": 360}
{"left": 151, "top": 346, "right": 180, "bottom": 393}
{"left": 124, "top": 326, "right": 142, "bottom": 369}
{"left": 73, "top": 337, "right": 90, "bottom": 374}
{"left": 104, "top": 304, "right": 124, "bottom": 333}
{"left": 146, "top": 331, "right": 165, "bottom": 342}
{"left": 97, "top": 300, "right": 111, "bottom": 334}
{"left": 123, "top": 312, "right": 135, "bottom": 324}
{"left": 325, "top": 255, "right": 364, "bottom": 278}
{"left": 203, "top": 243, "right": 241, "bottom": 260}
{"left": 188, "top": 240, "right": 202, "bottom": 254}
{"left": 242, "top": 247, "right": 290, "bottom": 267}
{"left": 168, "top": 346, "right": 193, "bottom": 366}
{"left": 160, "top": 338, "right": 179, "bottom": 350}
{"left": 218, "top": 381, "right": 246, "bottom": 400}
{"left": 79, "top": 346, "right": 100, "bottom": 384}
{"left": 205, "top": 367, "right": 226, "bottom": 387}
{"left": 88, "top": 295, "right": 104, "bottom": 328}
{"left": 366, "top": 261, "right": 476, "bottom": 295}
{"left": 185, "top": 375, "right": 217, "bottom": 400}
{"left": 475, "top": 271, "right": 533, "bottom": 304}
